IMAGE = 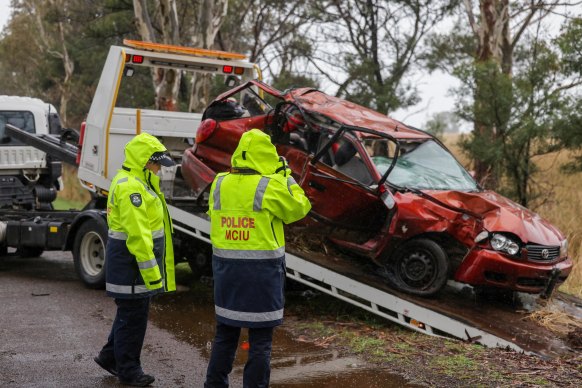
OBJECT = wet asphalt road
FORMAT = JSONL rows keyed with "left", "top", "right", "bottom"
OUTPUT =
{"left": 0, "top": 251, "right": 412, "bottom": 388}
{"left": 0, "top": 251, "right": 229, "bottom": 388}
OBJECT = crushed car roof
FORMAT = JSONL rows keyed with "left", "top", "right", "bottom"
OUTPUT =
{"left": 287, "top": 88, "right": 432, "bottom": 140}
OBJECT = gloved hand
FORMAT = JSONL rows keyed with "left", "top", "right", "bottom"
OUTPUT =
{"left": 275, "top": 156, "right": 292, "bottom": 177}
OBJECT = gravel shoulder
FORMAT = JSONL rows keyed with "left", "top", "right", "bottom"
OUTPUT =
{"left": 283, "top": 290, "right": 582, "bottom": 387}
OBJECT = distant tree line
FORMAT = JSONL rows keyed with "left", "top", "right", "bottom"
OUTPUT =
{"left": 0, "top": 0, "right": 580, "bottom": 207}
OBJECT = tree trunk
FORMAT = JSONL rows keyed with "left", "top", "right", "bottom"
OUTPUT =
{"left": 133, "top": 0, "right": 181, "bottom": 111}
{"left": 57, "top": 16, "right": 74, "bottom": 126}
{"left": 469, "top": 0, "right": 510, "bottom": 189}
{"left": 188, "top": 0, "right": 228, "bottom": 113}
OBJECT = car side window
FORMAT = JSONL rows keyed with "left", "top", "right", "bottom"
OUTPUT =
{"left": 332, "top": 140, "right": 374, "bottom": 185}
{"left": 315, "top": 131, "right": 374, "bottom": 185}
{"left": 364, "top": 138, "right": 396, "bottom": 175}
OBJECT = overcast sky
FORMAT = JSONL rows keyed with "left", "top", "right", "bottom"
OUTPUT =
{"left": 0, "top": 0, "right": 9, "bottom": 33}
{"left": 0, "top": 1, "right": 459, "bottom": 129}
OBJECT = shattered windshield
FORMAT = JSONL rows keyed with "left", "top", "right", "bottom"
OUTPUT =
{"left": 372, "top": 140, "right": 478, "bottom": 191}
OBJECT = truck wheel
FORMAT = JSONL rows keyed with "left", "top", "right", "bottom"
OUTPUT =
{"left": 187, "top": 251, "right": 213, "bottom": 279}
{"left": 386, "top": 238, "right": 449, "bottom": 297}
{"left": 73, "top": 219, "right": 107, "bottom": 289}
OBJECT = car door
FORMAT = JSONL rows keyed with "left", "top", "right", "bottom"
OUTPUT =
{"left": 298, "top": 130, "right": 387, "bottom": 236}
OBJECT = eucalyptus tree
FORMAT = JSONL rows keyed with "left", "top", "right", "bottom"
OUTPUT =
{"left": 217, "top": 0, "right": 319, "bottom": 91}
{"left": 307, "top": 0, "right": 458, "bottom": 114}
{"left": 0, "top": 0, "right": 135, "bottom": 128}
{"left": 427, "top": 1, "right": 581, "bottom": 206}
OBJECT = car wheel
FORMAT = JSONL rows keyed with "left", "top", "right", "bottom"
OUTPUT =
{"left": 387, "top": 238, "right": 449, "bottom": 297}
{"left": 73, "top": 219, "right": 107, "bottom": 289}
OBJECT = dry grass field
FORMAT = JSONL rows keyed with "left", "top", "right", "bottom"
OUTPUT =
{"left": 443, "top": 134, "right": 581, "bottom": 298}
{"left": 59, "top": 137, "right": 581, "bottom": 298}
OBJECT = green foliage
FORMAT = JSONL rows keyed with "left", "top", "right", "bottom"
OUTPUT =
{"left": 443, "top": 13, "right": 582, "bottom": 206}
{"left": 556, "top": 17, "right": 582, "bottom": 75}
{"left": 425, "top": 112, "right": 461, "bottom": 139}
{"left": 314, "top": 0, "right": 456, "bottom": 113}
{"left": 272, "top": 70, "right": 319, "bottom": 92}
{"left": 552, "top": 18, "right": 582, "bottom": 172}
{"left": 0, "top": 0, "right": 136, "bottom": 128}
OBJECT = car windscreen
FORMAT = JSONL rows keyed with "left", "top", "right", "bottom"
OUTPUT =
{"left": 373, "top": 140, "right": 478, "bottom": 191}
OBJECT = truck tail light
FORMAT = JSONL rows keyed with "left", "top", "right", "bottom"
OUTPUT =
{"left": 196, "top": 119, "right": 218, "bottom": 143}
{"left": 222, "top": 65, "right": 233, "bottom": 73}
{"left": 76, "top": 121, "right": 86, "bottom": 166}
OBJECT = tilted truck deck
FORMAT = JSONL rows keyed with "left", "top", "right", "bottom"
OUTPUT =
{"left": 3, "top": 40, "right": 578, "bottom": 358}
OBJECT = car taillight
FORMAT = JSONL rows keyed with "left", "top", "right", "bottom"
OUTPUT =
{"left": 76, "top": 121, "right": 86, "bottom": 166}
{"left": 196, "top": 119, "right": 218, "bottom": 143}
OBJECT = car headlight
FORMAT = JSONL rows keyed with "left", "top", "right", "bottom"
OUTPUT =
{"left": 560, "top": 239, "right": 568, "bottom": 257}
{"left": 490, "top": 233, "right": 520, "bottom": 256}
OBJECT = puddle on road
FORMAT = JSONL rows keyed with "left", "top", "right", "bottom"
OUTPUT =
{"left": 149, "top": 288, "right": 414, "bottom": 388}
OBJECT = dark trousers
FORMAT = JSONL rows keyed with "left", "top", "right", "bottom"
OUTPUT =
{"left": 98, "top": 297, "right": 151, "bottom": 380}
{"left": 205, "top": 322, "right": 274, "bottom": 388}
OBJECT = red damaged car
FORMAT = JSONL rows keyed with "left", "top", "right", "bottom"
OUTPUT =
{"left": 181, "top": 80, "right": 572, "bottom": 297}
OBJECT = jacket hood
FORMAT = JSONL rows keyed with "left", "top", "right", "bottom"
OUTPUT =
{"left": 123, "top": 133, "right": 168, "bottom": 171}
{"left": 427, "top": 190, "right": 565, "bottom": 245}
{"left": 231, "top": 129, "right": 280, "bottom": 174}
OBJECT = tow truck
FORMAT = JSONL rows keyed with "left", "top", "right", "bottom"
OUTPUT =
{"left": 1, "top": 40, "right": 578, "bottom": 358}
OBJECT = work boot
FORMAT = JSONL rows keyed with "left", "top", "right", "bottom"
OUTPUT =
{"left": 119, "top": 374, "right": 155, "bottom": 387}
{"left": 93, "top": 355, "right": 117, "bottom": 376}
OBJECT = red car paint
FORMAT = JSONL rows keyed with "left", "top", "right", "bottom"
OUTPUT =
{"left": 181, "top": 80, "right": 572, "bottom": 296}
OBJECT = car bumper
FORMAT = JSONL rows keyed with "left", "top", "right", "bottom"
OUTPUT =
{"left": 454, "top": 248, "right": 573, "bottom": 293}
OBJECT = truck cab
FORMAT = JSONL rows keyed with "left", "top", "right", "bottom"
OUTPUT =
{"left": 0, "top": 95, "right": 63, "bottom": 208}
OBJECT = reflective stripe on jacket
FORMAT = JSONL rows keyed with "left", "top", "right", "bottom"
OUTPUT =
{"left": 105, "top": 133, "right": 175, "bottom": 299}
{"left": 208, "top": 129, "right": 311, "bottom": 327}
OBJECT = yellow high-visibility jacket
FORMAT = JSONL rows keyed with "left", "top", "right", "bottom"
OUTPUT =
{"left": 105, "top": 133, "right": 175, "bottom": 298}
{"left": 208, "top": 129, "right": 311, "bottom": 327}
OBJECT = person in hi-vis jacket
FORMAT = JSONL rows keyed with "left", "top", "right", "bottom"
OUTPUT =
{"left": 204, "top": 129, "right": 311, "bottom": 388}
{"left": 94, "top": 133, "right": 176, "bottom": 387}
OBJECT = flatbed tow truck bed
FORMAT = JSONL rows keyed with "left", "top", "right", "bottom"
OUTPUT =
{"left": 168, "top": 204, "right": 581, "bottom": 359}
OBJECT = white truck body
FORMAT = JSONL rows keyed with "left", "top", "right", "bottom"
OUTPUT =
{"left": 77, "top": 43, "right": 255, "bottom": 193}
{"left": 0, "top": 96, "right": 59, "bottom": 174}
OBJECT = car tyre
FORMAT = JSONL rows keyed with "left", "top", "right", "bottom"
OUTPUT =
{"left": 73, "top": 218, "right": 107, "bottom": 289}
{"left": 386, "top": 238, "right": 449, "bottom": 297}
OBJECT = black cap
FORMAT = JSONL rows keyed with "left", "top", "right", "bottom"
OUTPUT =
{"left": 149, "top": 151, "right": 175, "bottom": 167}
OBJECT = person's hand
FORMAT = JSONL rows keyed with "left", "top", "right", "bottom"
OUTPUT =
{"left": 276, "top": 156, "right": 292, "bottom": 177}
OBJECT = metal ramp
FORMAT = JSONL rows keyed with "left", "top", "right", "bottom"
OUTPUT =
{"left": 169, "top": 205, "right": 526, "bottom": 353}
